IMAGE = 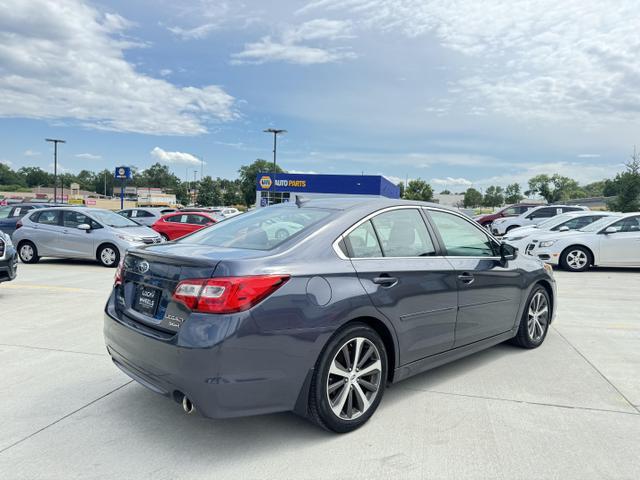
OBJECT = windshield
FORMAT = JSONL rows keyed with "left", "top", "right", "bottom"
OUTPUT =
{"left": 537, "top": 213, "right": 574, "bottom": 228}
{"left": 0, "top": 206, "right": 12, "bottom": 219}
{"left": 579, "top": 216, "right": 620, "bottom": 232}
{"left": 89, "top": 209, "right": 140, "bottom": 228}
{"left": 180, "top": 206, "right": 333, "bottom": 250}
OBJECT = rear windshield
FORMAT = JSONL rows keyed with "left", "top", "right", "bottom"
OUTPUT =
{"left": 180, "top": 206, "right": 333, "bottom": 250}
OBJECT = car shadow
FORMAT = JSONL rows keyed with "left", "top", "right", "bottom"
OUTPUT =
{"left": 111, "top": 340, "right": 523, "bottom": 452}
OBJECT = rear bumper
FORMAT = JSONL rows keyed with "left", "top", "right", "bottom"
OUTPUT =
{"left": 103, "top": 292, "right": 323, "bottom": 419}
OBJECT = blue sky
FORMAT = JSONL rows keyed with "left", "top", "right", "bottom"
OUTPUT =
{"left": 1, "top": 0, "right": 639, "bottom": 191}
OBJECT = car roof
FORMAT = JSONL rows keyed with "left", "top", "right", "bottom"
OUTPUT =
{"left": 268, "top": 196, "right": 448, "bottom": 212}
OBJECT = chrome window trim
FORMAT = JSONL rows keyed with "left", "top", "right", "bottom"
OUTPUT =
{"left": 332, "top": 205, "right": 503, "bottom": 261}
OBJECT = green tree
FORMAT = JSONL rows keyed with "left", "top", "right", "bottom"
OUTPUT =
{"left": 18, "top": 167, "right": 53, "bottom": 187}
{"left": 439, "top": 189, "right": 451, "bottom": 195}
{"left": 608, "top": 149, "right": 640, "bottom": 212}
{"left": 197, "top": 176, "right": 221, "bottom": 206}
{"left": 397, "top": 182, "right": 405, "bottom": 198}
{"left": 135, "top": 163, "right": 181, "bottom": 189}
{"left": 482, "top": 185, "right": 504, "bottom": 207}
{"left": 463, "top": 188, "right": 483, "bottom": 208}
{"left": 238, "top": 159, "right": 285, "bottom": 207}
{"left": 404, "top": 178, "right": 433, "bottom": 201}
{"left": 504, "top": 183, "right": 523, "bottom": 204}
{"left": 527, "top": 174, "right": 582, "bottom": 203}
{"left": 0, "top": 163, "right": 26, "bottom": 187}
{"left": 91, "top": 169, "right": 116, "bottom": 196}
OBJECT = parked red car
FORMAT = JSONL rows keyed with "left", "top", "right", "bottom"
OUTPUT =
{"left": 152, "top": 212, "right": 217, "bottom": 241}
{"left": 474, "top": 203, "right": 538, "bottom": 227}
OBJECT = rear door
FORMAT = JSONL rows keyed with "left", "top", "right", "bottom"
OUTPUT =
{"left": 426, "top": 208, "right": 523, "bottom": 347}
{"left": 346, "top": 207, "right": 458, "bottom": 364}
{"left": 598, "top": 216, "right": 640, "bottom": 265}
{"left": 31, "top": 210, "right": 64, "bottom": 255}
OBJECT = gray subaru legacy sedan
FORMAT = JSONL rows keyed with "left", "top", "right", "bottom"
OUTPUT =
{"left": 104, "top": 198, "right": 556, "bottom": 433}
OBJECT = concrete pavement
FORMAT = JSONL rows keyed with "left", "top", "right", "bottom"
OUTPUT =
{"left": 0, "top": 260, "right": 638, "bottom": 479}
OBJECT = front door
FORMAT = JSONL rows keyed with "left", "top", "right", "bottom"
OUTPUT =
{"left": 61, "top": 210, "right": 95, "bottom": 258}
{"left": 346, "top": 208, "right": 458, "bottom": 365}
{"left": 426, "top": 209, "right": 523, "bottom": 347}
{"left": 598, "top": 215, "right": 640, "bottom": 265}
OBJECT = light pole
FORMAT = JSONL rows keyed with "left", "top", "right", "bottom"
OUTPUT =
{"left": 263, "top": 128, "right": 286, "bottom": 205}
{"left": 45, "top": 138, "right": 65, "bottom": 203}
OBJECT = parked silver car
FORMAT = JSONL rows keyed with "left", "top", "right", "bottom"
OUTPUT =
{"left": 116, "top": 207, "right": 176, "bottom": 226}
{"left": 13, "top": 207, "right": 163, "bottom": 267}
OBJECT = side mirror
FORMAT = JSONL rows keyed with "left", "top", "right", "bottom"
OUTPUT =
{"left": 500, "top": 242, "right": 517, "bottom": 261}
{"left": 603, "top": 226, "right": 618, "bottom": 234}
{"left": 558, "top": 226, "right": 570, "bottom": 232}
{"left": 77, "top": 223, "right": 91, "bottom": 231}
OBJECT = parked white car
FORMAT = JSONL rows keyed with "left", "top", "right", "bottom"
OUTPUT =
{"left": 524, "top": 213, "right": 640, "bottom": 271}
{"left": 503, "top": 211, "right": 617, "bottom": 251}
{"left": 490, "top": 205, "right": 589, "bottom": 236}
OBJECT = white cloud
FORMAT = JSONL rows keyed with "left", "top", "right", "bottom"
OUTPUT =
{"left": 75, "top": 153, "right": 102, "bottom": 160}
{"left": 150, "top": 147, "right": 203, "bottom": 166}
{"left": 577, "top": 153, "right": 601, "bottom": 158}
{"left": 431, "top": 177, "right": 473, "bottom": 186}
{"left": 168, "top": 23, "right": 219, "bottom": 40}
{"left": 303, "top": 0, "right": 640, "bottom": 124}
{"left": 159, "top": 69, "right": 172, "bottom": 77}
{"left": 0, "top": 159, "right": 13, "bottom": 166}
{"left": 231, "top": 19, "right": 355, "bottom": 65}
{"left": 23, "top": 149, "right": 41, "bottom": 157}
{"left": 0, "top": 0, "right": 236, "bottom": 135}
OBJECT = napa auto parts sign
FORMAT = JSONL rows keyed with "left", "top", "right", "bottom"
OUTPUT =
{"left": 255, "top": 172, "right": 400, "bottom": 198}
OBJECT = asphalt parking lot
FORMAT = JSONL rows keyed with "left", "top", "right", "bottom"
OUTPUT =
{"left": 1, "top": 261, "right": 639, "bottom": 479}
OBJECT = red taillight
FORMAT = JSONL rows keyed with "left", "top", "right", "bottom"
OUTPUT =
{"left": 15, "top": 219, "right": 22, "bottom": 230}
{"left": 172, "top": 275, "right": 290, "bottom": 314}
{"left": 114, "top": 260, "right": 124, "bottom": 286}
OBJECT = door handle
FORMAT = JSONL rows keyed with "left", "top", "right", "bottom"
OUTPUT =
{"left": 457, "top": 272, "right": 475, "bottom": 284}
{"left": 373, "top": 275, "right": 398, "bottom": 287}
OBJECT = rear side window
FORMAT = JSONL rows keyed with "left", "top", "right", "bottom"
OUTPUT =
{"left": 10, "top": 206, "right": 33, "bottom": 218}
{"left": 34, "top": 210, "right": 60, "bottom": 225}
{"left": 345, "top": 221, "right": 382, "bottom": 258}
{"left": 554, "top": 215, "right": 602, "bottom": 230}
{"left": 371, "top": 209, "right": 436, "bottom": 257}
{"left": 187, "top": 214, "right": 210, "bottom": 225}
{"left": 528, "top": 207, "right": 558, "bottom": 219}
{"left": 429, "top": 210, "right": 497, "bottom": 257}
{"left": 136, "top": 210, "right": 155, "bottom": 218}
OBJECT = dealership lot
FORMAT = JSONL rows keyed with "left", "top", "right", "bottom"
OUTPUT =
{"left": 1, "top": 262, "right": 639, "bottom": 479}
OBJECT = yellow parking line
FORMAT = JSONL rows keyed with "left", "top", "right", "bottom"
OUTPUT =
{"left": 1, "top": 284, "right": 99, "bottom": 293}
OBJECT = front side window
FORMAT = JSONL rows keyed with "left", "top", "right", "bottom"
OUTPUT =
{"left": 63, "top": 211, "right": 96, "bottom": 228}
{"left": 609, "top": 216, "right": 640, "bottom": 233}
{"left": 429, "top": 210, "right": 497, "bottom": 257}
{"left": 345, "top": 221, "right": 383, "bottom": 258}
{"left": 181, "top": 206, "right": 333, "bottom": 250}
{"left": 119, "top": 210, "right": 132, "bottom": 218}
{"left": 35, "top": 210, "right": 60, "bottom": 225}
{"left": 555, "top": 215, "right": 602, "bottom": 231}
{"left": 370, "top": 209, "right": 436, "bottom": 257}
{"left": 528, "top": 207, "right": 558, "bottom": 219}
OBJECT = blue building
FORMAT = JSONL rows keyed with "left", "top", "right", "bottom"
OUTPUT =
{"left": 255, "top": 172, "right": 400, "bottom": 206}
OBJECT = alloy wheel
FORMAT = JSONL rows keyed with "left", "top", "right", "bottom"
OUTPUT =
{"left": 527, "top": 291, "right": 549, "bottom": 342}
{"left": 326, "top": 337, "right": 382, "bottom": 420}
{"left": 566, "top": 249, "right": 588, "bottom": 270}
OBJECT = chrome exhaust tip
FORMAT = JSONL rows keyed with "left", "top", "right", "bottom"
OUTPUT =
{"left": 182, "top": 396, "right": 195, "bottom": 414}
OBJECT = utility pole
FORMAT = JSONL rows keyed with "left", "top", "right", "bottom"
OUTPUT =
{"left": 193, "top": 171, "right": 198, "bottom": 205}
{"left": 45, "top": 138, "right": 65, "bottom": 203}
{"left": 263, "top": 129, "right": 286, "bottom": 206}
{"left": 104, "top": 170, "right": 107, "bottom": 196}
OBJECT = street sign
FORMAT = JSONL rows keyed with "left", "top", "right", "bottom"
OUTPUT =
{"left": 114, "top": 166, "right": 132, "bottom": 179}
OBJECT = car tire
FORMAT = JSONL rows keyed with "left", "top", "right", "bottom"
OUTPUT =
{"left": 18, "top": 241, "right": 40, "bottom": 264}
{"left": 308, "top": 323, "right": 388, "bottom": 433}
{"left": 559, "top": 246, "right": 592, "bottom": 272}
{"left": 511, "top": 286, "right": 551, "bottom": 349}
{"left": 97, "top": 244, "right": 120, "bottom": 268}
{"left": 160, "top": 233, "right": 170, "bottom": 242}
